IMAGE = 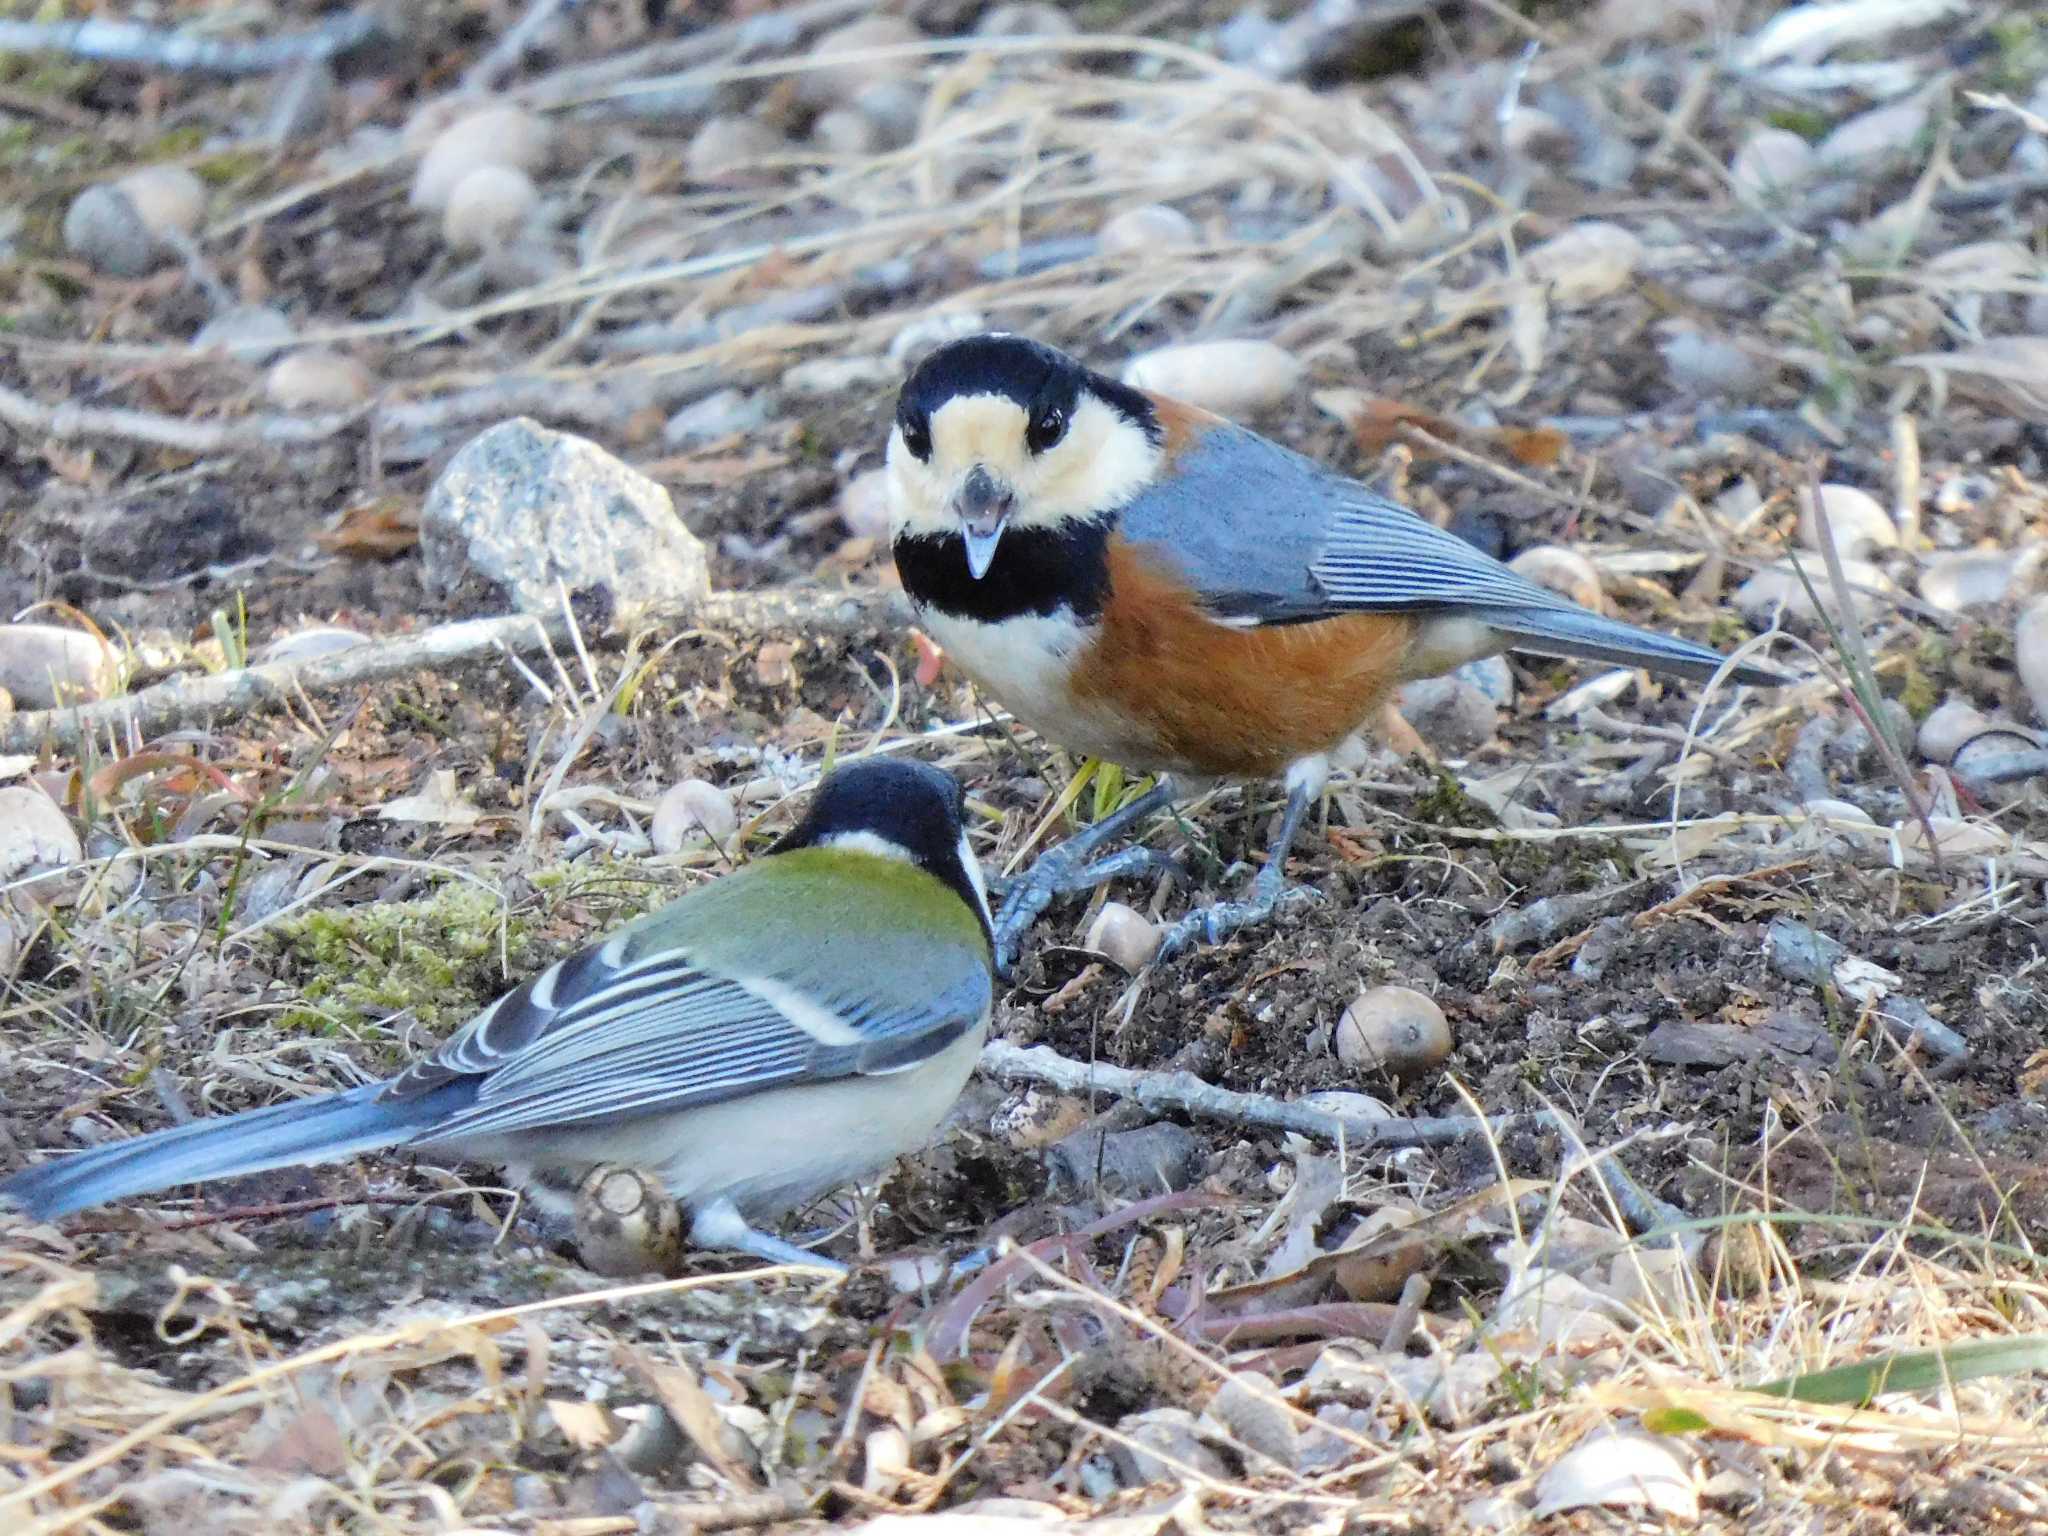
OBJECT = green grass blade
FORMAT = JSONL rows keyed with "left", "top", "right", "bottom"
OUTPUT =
{"left": 1751, "top": 1336, "right": 2048, "bottom": 1406}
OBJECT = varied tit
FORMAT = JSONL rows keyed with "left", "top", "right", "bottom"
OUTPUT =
{"left": 886, "top": 333, "right": 1785, "bottom": 972}
{"left": 0, "top": 760, "right": 994, "bottom": 1273}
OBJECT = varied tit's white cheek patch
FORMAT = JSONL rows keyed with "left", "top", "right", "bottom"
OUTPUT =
{"left": 886, "top": 432, "right": 952, "bottom": 538}
{"left": 1016, "top": 394, "right": 1161, "bottom": 524}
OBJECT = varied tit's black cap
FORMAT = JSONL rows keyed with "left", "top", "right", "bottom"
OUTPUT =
{"left": 773, "top": 758, "right": 969, "bottom": 866}
{"left": 894, "top": 333, "right": 1157, "bottom": 452}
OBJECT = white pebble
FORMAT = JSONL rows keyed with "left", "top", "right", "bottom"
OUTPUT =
{"left": 265, "top": 348, "right": 372, "bottom": 410}
{"left": 116, "top": 164, "right": 206, "bottom": 240}
{"left": 685, "top": 115, "right": 783, "bottom": 181}
{"left": 0, "top": 623, "right": 119, "bottom": 708}
{"left": 63, "top": 185, "right": 158, "bottom": 278}
{"left": 1509, "top": 545, "right": 1606, "bottom": 612}
{"left": 840, "top": 468, "right": 892, "bottom": 539}
{"left": 442, "top": 164, "right": 538, "bottom": 252}
{"left": 783, "top": 355, "right": 894, "bottom": 397}
{"left": 1085, "top": 901, "right": 1162, "bottom": 972}
{"left": 1730, "top": 128, "right": 1815, "bottom": 197}
{"left": 1659, "top": 324, "right": 1763, "bottom": 396}
{"left": 0, "top": 785, "right": 82, "bottom": 888}
{"left": 1334, "top": 985, "right": 1451, "bottom": 1079}
{"left": 1917, "top": 551, "right": 2016, "bottom": 614}
{"left": 1733, "top": 559, "right": 1893, "bottom": 625}
{"left": 2017, "top": 596, "right": 2048, "bottom": 727}
{"left": 1532, "top": 1429, "right": 1697, "bottom": 1522}
{"left": 194, "top": 304, "right": 296, "bottom": 361}
{"left": 411, "top": 106, "right": 552, "bottom": 212}
{"left": 1817, "top": 96, "right": 1930, "bottom": 172}
{"left": 976, "top": 2, "right": 1075, "bottom": 36}
{"left": 652, "top": 779, "right": 737, "bottom": 854}
{"left": 1296, "top": 1089, "right": 1393, "bottom": 1120}
{"left": 1797, "top": 483, "right": 1896, "bottom": 562}
{"left": 1457, "top": 654, "right": 1516, "bottom": 706}
{"left": 257, "top": 626, "right": 370, "bottom": 665}
{"left": 1121, "top": 339, "right": 1301, "bottom": 417}
{"left": 887, "top": 310, "right": 990, "bottom": 367}
{"left": 812, "top": 108, "right": 879, "bottom": 156}
{"left": 801, "top": 16, "right": 923, "bottom": 107}
{"left": 1523, "top": 221, "right": 1642, "bottom": 306}
{"left": 1099, "top": 203, "right": 1198, "bottom": 257}
{"left": 664, "top": 388, "right": 769, "bottom": 447}
{"left": 1953, "top": 730, "right": 2041, "bottom": 804}
{"left": 1918, "top": 696, "right": 1991, "bottom": 765}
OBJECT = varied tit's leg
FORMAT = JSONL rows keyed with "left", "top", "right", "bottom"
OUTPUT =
{"left": 690, "top": 1197, "right": 847, "bottom": 1273}
{"left": 1154, "top": 762, "right": 1326, "bottom": 962}
{"left": 990, "top": 779, "right": 1181, "bottom": 976}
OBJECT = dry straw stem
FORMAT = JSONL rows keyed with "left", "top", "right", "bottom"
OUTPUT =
{"left": 0, "top": 588, "right": 895, "bottom": 755}
{"left": 0, "top": 1260, "right": 833, "bottom": 1527}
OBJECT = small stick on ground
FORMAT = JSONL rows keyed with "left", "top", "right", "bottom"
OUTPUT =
{"left": 1, "top": 590, "right": 895, "bottom": 755}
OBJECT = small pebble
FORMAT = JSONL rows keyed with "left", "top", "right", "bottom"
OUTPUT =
{"left": 1084, "top": 900, "right": 1163, "bottom": 971}
{"left": 839, "top": 468, "right": 892, "bottom": 539}
{"left": 1121, "top": 339, "right": 1301, "bottom": 417}
{"left": 976, "top": 2, "right": 1076, "bottom": 36}
{"left": 1295, "top": 1089, "right": 1394, "bottom": 1121}
{"left": 1734, "top": 559, "right": 1892, "bottom": 625}
{"left": 1523, "top": 221, "right": 1641, "bottom": 306}
{"left": 685, "top": 115, "right": 783, "bottom": 181}
{"left": 1334, "top": 985, "right": 1451, "bottom": 1079}
{"left": 265, "top": 349, "right": 373, "bottom": 410}
{"left": 887, "top": 310, "right": 990, "bottom": 367}
{"left": 665, "top": 388, "right": 770, "bottom": 447}
{"left": 411, "top": 106, "right": 552, "bottom": 212}
{"left": 811, "top": 108, "right": 879, "bottom": 156}
{"left": 256, "top": 626, "right": 370, "bottom": 665}
{"left": 1917, "top": 551, "right": 2016, "bottom": 614}
{"left": 0, "top": 623, "right": 119, "bottom": 708}
{"left": 1112, "top": 1408, "right": 1227, "bottom": 1486}
{"left": 1099, "top": 203, "right": 1198, "bottom": 257}
{"left": 1730, "top": 128, "right": 1815, "bottom": 197}
{"left": 1532, "top": 1429, "right": 1697, "bottom": 1521}
{"left": 848, "top": 79, "right": 924, "bottom": 150}
{"left": 801, "top": 15, "right": 923, "bottom": 107}
{"left": 1659, "top": 324, "right": 1763, "bottom": 396}
{"left": 1953, "top": 730, "right": 2042, "bottom": 805}
{"left": 0, "top": 785, "right": 82, "bottom": 888}
{"left": 1796, "top": 483, "right": 1895, "bottom": 562}
{"left": 1509, "top": 545, "right": 1606, "bottom": 612}
{"left": 194, "top": 304, "right": 296, "bottom": 361}
{"left": 1817, "top": 96, "right": 1930, "bottom": 172}
{"left": 64, "top": 185, "right": 158, "bottom": 278}
{"left": 651, "top": 779, "right": 737, "bottom": 853}
{"left": 1397, "top": 676, "right": 1497, "bottom": 755}
{"left": 1207, "top": 1372, "right": 1299, "bottom": 1470}
{"left": 2017, "top": 595, "right": 2048, "bottom": 726}
{"left": 1916, "top": 696, "right": 1982, "bottom": 770}
{"left": 783, "top": 355, "right": 895, "bottom": 396}
{"left": 572, "top": 1164, "right": 683, "bottom": 1277}
{"left": 442, "top": 164, "right": 538, "bottom": 252}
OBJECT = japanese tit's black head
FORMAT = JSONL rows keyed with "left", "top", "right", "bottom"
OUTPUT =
{"left": 885, "top": 334, "right": 1161, "bottom": 579}
{"left": 773, "top": 758, "right": 990, "bottom": 936}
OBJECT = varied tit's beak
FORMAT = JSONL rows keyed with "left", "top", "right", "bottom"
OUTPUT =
{"left": 951, "top": 465, "right": 1014, "bottom": 580}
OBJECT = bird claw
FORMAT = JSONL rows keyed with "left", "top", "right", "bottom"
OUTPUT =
{"left": 991, "top": 845, "right": 1186, "bottom": 978}
{"left": 1154, "top": 880, "right": 1321, "bottom": 962}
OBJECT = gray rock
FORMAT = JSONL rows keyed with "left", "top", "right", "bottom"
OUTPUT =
{"left": 1048, "top": 1120, "right": 1206, "bottom": 1198}
{"left": 1112, "top": 1407, "right": 1227, "bottom": 1486}
{"left": 420, "top": 418, "right": 709, "bottom": 623}
{"left": 664, "top": 388, "right": 769, "bottom": 446}
{"left": 1398, "top": 675, "right": 1497, "bottom": 755}
{"left": 0, "top": 623, "right": 120, "bottom": 708}
{"left": 63, "top": 184, "right": 158, "bottom": 278}
{"left": 194, "top": 304, "right": 297, "bottom": 362}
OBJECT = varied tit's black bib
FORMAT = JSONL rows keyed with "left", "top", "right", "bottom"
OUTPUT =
{"left": 894, "top": 519, "right": 1113, "bottom": 625}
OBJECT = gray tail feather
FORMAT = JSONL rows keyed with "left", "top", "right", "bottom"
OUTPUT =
{"left": 1482, "top": 604, "right": 1785, "bottom": 688}
{"left": 0, "top": 1083, "right": 444, "bottom": 1221}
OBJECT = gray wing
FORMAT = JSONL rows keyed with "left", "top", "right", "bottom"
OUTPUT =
{"left": 380, "top": 923, "right": 989, "bottom": 1145}
{"left": 1117, "top": 422, "right": 1780, "bottom": 685}
{"left": 1117, "top": 422, "right": 1573, "bottom": 623}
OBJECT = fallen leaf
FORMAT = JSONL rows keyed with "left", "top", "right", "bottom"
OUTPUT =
{"left": 1531, "top": 1428, "right": 1697, "bottom": 1521}
{"left": 317, "top": 497, "right": 419, "bottom": 559}
{"left": 547, "top": 1398, "right": 619, "bottom": 1452}
{"left": 377, "top": 768, "right": 482, "bottom": 827}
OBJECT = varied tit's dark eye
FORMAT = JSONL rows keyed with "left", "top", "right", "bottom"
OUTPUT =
{"left": 1026, "top": 405, "right": 1068, "bottom": 454}
{"left": 899, "top": 414, "right": 932, "bottom": 461}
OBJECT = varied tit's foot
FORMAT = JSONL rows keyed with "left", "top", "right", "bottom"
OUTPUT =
{"left": 690, "top": 1197, "right": 847, "bottom": 1273}
{"left": 1153, "top": 862, "right": 1322, "bottom": 961}
{"left": 1153, "top": 779, "right": 1321, "bottom": 962}
{"left": 990, "top": 780, "right": 1182, "bottom": 977}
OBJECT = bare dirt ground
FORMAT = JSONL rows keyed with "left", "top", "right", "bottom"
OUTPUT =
{"left": 5, "top": 1, "right": 2048, "bottom": 1532}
